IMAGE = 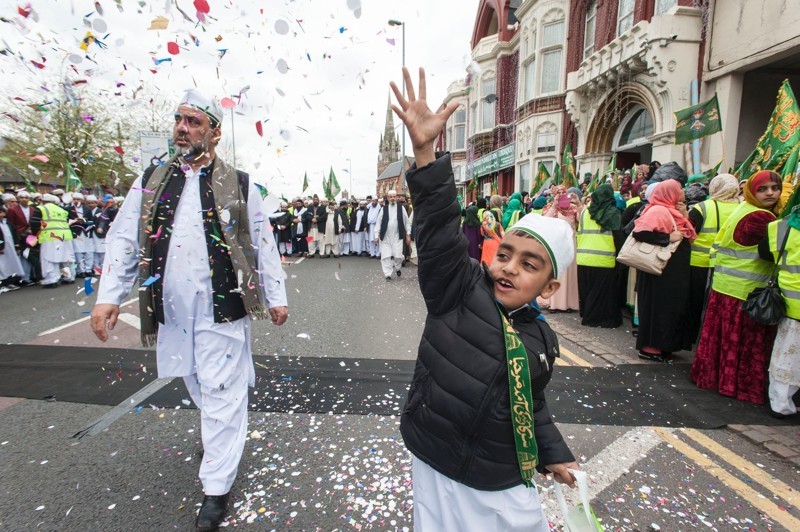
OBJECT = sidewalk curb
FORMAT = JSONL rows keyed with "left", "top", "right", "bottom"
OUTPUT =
{"left": 725, "top": 425, "right": 800, "bottom": 466}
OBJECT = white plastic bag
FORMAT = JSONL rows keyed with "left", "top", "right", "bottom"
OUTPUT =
{"left": 553, "top": 470, "right": 604, "bottom": 532}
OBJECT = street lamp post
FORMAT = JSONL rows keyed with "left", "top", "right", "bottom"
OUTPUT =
{"left": 346, "top": 158, "right": 352, "bottom": 197}
{"left": 388, "top": 19, "right": 405, "bottom": 194}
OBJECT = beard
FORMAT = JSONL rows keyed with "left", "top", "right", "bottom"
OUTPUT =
{"left": 174, "top": 134, "right": 210, "bottom": 160}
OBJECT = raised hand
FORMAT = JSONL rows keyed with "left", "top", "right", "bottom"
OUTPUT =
{"left": 390, "top": 67, "right": 459, "bottom": 168}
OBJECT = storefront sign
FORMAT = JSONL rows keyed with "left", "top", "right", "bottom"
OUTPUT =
{"left": 469, "top": 143, "right": 516, "bottom": 178}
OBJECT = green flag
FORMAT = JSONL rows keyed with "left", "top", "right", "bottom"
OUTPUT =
{"left": 322, "top": 173, "right": 329, "bottom": 198}
{"left": 705, "top": 160, "right": 723, "bottom": 182}
{"left": 466, "top": 178, "right": 478, "bottom": 193}
{"left": 552, "top": 163, "right": 562, "bottom": 186}
{"left": 561, "top": 145, "right": 577, "bottom": 189}
{"left": 65, "top": 161, "right": 82, "bottom": 192}
{"left": 531, "top": 163, "right": 550, "bottom": 195}
{"left": 736, "top": 80, "right": 800, "bottom": 186}
{"left": 606, "top": 154, "right": 617, "bottom": 175}
{"left": 674, "top": 94, "right": 723, "bottom": 144}
{"left": 328, "top": 167, "right": 340, "bottom": 199}
{"left": 302, "top": 172, "right": 309, "bottom": 192}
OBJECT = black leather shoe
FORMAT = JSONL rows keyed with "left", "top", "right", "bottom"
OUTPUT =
{"left": 195, "top": 493, "right": 230, "bottom": 531}
{"left": 42, "top": 282, "right": 60, "bottom": 289}
{"left": 396, "top": 270, "right": 401, "bottom": 277}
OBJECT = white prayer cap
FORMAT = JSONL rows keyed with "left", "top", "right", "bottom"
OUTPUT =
{"left": 72, "top": 192, "right": 85, "bottom": 200}
{"left": 114, "top": 196, "right": 124, "bottom": 203}
{"left": 178, "top": 89, "right": 223, "bottom": 127}
{"left": 42, "top": 193, "right": 59, "bottom": 203}
{"left": 31, "top": 192, "right": 41, "bottom": 199}
{"left": 85, "top": 194, "right": 98, "bottom": 202}
{"left": 62, "top": 193, "right": 73, "bottom": 204}
{"left": 52, "top": 188, "right": 65, "bottom": 195}
{"left": 2, "top": 193, "right": 15, "bottom": 201}
{"left": 508, "top": 214, "right": 575, "bottom": 280}
{"left": 387, "top": 189, "right": 397, "bottom": 196}
{"left": 17, "top": 191, "right": 30, "bottom": 198}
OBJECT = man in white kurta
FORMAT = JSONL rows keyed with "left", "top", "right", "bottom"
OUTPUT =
{"left": 34, "top": 194, "right": 76, "bottom": 287}
{"left": 91, "top": 90, "right": 288, "bottom": 531}
{"left": 376, "top": 190, "right": 411, "bottom": 280}
{"left": 366, "top": 197, "right": 381, "bottom": 257}
{"left": 351, "top": 201, "right": 368, "bottom": 255}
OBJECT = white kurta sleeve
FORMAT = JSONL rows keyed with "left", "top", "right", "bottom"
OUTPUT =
{"left": 403, "top": 207, "right": 411, "bottom": 235}
{"left": 96, "top": 175, "right": 144, "bottom": 306}
{"left": 248, "top": 182, "right": 288, "bottom": 309}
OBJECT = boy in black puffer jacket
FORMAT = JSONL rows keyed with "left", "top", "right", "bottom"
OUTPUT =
{"left": 392, "top": 68, "right": 578, "bottom": 531}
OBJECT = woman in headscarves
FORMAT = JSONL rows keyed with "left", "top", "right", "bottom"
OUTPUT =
{"left": 530, "top": 195, "right": 548, "bottom": 215}
{"left": 480, "top": 210, "right": 503, "bottom": 265}
{"left": 631, "top": 164, "right": 649, "bottom": 197}
{"left": 502, "top": 192, "right": 524, "bottom": 229}
{"left": 576, "top": 184, "right": 625, "bottom": 327}
{"left": 686, "top": 174, "right": 741, "bottom": 343}
{"left": 488, "top": 194, "right": 504, "bottom": 226}
{"left": 538, "top": 186, "right": 581, "bottom": 312}
{"left": 462, "top": 202, "right": 483, "bottom": 261}
{"left": 631, "top": 180, "right": 697, "bottom": 361}
{"left": 691, "top": 171, "right": 783, "bottom": 404}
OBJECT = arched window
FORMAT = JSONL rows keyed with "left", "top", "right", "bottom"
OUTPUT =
{"left": 481, "top": 72, "right": 496, "bottom": 131}
{"left": 535, "top": 122, "right": 558, "bottom": 154}
{"left": 614, "top": 106, "right": 654, "bottom": 150}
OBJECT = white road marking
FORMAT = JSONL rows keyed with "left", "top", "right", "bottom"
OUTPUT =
{"left": 293, "top": 257, "right": 305, "bottom": 265}
{"left": 540, "top": 427, "right": 663, "bottom": 521}
{"left": 37, "top": 298, "right": 138, "bottom": 337}
{"left": 116, "top": 313, "right": 141, "bottom": 330}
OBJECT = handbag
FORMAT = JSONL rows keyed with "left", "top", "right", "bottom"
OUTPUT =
{"left": 616, "top": 217, "right": 681, "bottom": 276}
{"left": 741, "top": 225, "right": 791, "bottom": 325}
{"left": 553, "top": 469, "right": 604, "bottom": 532}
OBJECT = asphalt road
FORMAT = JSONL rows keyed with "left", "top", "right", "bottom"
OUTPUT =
{"left": 1, "top": 255, "right": 799, "bottom": 530}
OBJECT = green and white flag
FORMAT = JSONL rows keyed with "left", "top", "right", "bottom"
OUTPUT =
{"left": 674, "top": 94, "right": 722, "bottom": 145}
{"left": 302, "top": 172, "right": 309, "bottom": 192}
{"left": 328, "top": 167, "right": 341, "bottom": 199}
{"left": 65, "top": 161, "right": 82, "bottom": 192}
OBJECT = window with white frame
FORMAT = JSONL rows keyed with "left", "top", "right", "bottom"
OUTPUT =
{"left": 583, "top": 1, "right": 597, "bottom": 59}
{"left": 617, "top": 0, "right": 634, "bottom": 36}
{"left": 536, "top": 131, "right": 557, "bottom": 153}
{"left": 655, "top": 0, "right": 677, "bottom": 15}
{"left": 518, "top": 161, "right": 531, "bottom": 193}
{"left": 540, "top": 18, "right": 564, "bottom": 94}
{"left": 470, "top": 101, "right": 478, "bottom": 135}
{"left": 453, "top": 108, "right": 466, "bottom": 150}
{"left": 521, "top": 26, "right": 537, "bottom": 103}
{"left": 481, "top": 77, "right": 496, "bottom": 130}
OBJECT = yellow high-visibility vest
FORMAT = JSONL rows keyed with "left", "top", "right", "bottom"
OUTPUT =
{"left": 768, "top": 218, "right": 800, "bottom": 320}
{"left": 711, "top": 202, "right": 774, "bottom": 301}
{"left": 690, "top": 199, "right": 740, "bottom": 268}
{"left": 37, "top": 203, "right": 73, "bottom": 244}
{"left": 576, "top": 209, "right": 616, "bottom": 268}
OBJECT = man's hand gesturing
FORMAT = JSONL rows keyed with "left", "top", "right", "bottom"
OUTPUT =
{"left": 390, "top": 67, "right": 459, "bottom": 169}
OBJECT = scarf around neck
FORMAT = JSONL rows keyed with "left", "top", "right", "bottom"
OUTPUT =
{"left": 137, "top": 155, "right": 267, "bottom": 346}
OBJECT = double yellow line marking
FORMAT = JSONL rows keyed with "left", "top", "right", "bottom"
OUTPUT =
{"left": 557, "top": 346, "right": 593, "bottom": 367}
{"left": 653, "top": 427, "right": 800, "bottom": 530}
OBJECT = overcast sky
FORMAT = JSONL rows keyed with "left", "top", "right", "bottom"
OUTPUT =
{"left": 0, "top": 0, "right": 480, "bottom": 197}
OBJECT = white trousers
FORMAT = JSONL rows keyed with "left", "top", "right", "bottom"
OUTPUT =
{"left": 180, "top": 319, "right": 251, "bottom": 496}
{"left": 367, "top": 225, "right": 379, "bottom": 256}
{"left": 412, "top": 457, "right": 547, "bottom": 532}
{"left": 322, "top": 240, "right": 340, "bottom": 257}
{"left": 768, "top": 380, "right": 799, "bottom": 416}
{"left": 278, "top": 241, "right": 293, "bottom": 255}
{"left": 339, "top": 232, "right": 350, "bottom": 255}
{"left": 308, "top": 228, "right": 321, "bottom": 255}
{"left": 380, "top": 237, "right": 403, "bottom": 277}
{"left": 74, "top": 252, "right": 92, "bottom": 274}
{"left": 41, "top": 258, "right": 75, "bottom": 284}
{"left": 351, "top": 232, "right": 366, "bottom": 254}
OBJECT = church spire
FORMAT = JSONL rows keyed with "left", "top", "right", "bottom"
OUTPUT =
{"left": 377, "top": 93, "right": 400, "bottom": 174}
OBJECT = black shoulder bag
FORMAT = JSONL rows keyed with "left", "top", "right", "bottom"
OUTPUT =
{"left": 741, "top": 225, "right": 791, "bottom": 325}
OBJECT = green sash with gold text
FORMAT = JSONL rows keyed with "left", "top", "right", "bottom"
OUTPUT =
{"left": 498, "top": 305, "right": 539, "bottom": 488}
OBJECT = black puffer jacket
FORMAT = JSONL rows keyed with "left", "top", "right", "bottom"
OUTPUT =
{"left": 401, "top": 153, "right": 574, "bottom": 491}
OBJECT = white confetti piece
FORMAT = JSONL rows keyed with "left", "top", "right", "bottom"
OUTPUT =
{"left": 108, "top": 504, "right": 116, "bottom": 510}
{"left": 296, "top": 333, "right": 310, "bottom": 339}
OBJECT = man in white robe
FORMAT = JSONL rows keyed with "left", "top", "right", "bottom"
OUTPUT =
{"left": 366, "top": 196, "right": 381, "bottom": 258}
{"left": 67, "top": 192, "right": 94, "bottom": 278}
{"left": 31, "top": 193, "right": 76, "bottom": 287}
{"left": 350, "top": 201, "right": 368, "bottom": 255}
{"left": 0, "top": 204, "right": 25, "bottom": 286}
{"left": 91, "top": 89, "right": 288, "bottom": 532}
{"left": 376, "top": 190, "right": 410, "bottom": 280}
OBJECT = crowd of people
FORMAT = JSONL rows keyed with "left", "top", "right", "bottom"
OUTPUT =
{"left": 461, "top": 162, "right": 799, "bottom": 419}
{"left": 0, "top": 188, "right": 121, "bottom": 290}
{"left": 269, "top": 190, "right": 415, "bottom": 280}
